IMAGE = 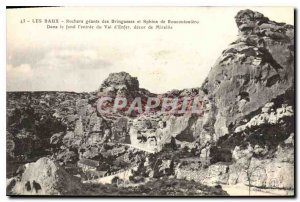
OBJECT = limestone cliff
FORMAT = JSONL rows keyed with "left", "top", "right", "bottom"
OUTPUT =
{"left": 201, "top": 9, "right": 294, "bottom": 138}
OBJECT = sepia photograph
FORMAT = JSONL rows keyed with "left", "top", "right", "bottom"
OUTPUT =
{"left": 5, "top": 6, "right": 295, "bottom": 197}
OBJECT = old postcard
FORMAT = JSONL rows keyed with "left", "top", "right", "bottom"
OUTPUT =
{"left": 6, "top": 7, "right": 295, "bottom": 196}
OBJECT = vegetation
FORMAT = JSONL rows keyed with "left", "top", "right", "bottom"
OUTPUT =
{"left": 83, "top": 177, "right": 229, "bottom": 196}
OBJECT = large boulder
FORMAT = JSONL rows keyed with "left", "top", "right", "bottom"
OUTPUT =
{"left": 8, "top": 157, "right": 82, "bottom": 195}
{"left": 101, "top": 72, "right": 139, "bottom": 91}
{"left": 99, "top": 72, "right": 140, "bottom": 98}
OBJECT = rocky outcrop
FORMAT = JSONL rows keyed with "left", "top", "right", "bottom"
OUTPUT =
{"left": 234, "top": 101, "right": 293, "bottom": 133}
{"left": 172, "top": 9, "right": 295, "bottom": 192}
{"left": 201, "top": 9, "right": 294, "bottom": 138}
{"left": 126, "top": 10, "right": 294, "bottom": 156}
{"left": 98, "top": 72, "right": 153, "bottom": 99}
{"left": 7, "top": 157, "right": 82, "bottom": 195}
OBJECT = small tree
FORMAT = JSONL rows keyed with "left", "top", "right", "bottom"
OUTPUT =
{"left": 244, "top": 158, "right": 266, "bottom": 196}
{"left": 231, "top": 143, "right": 266, "bottom": 196}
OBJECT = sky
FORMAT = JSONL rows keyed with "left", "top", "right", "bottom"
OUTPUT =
{"left": 6, "top": 7, "right": 294, "bottom": 93}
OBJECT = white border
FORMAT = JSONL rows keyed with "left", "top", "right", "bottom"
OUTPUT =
{"left": 0, "top": 0, "right": 299, "bottom": 202}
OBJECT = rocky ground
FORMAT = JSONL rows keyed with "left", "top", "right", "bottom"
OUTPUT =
{"left": 6, "top": 9, "right": 294, "bottom": 196}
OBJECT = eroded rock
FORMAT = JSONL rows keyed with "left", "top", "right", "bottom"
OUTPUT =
{"left": 9, "top": 157, "right": 82, "bottom": 195}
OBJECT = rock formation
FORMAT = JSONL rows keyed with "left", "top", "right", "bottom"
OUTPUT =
{"left": 7, "top": 157, "right": 82, "bottom": 195}
{"left": 202, "top": 9, "right": 294, "bottom": 138}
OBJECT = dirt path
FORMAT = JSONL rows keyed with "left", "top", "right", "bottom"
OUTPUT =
{"left": 222, "top": 184, "right": 294, "bottom": 196}
{"left": 120, "top": 143, "right": 155, "bottom": 153}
